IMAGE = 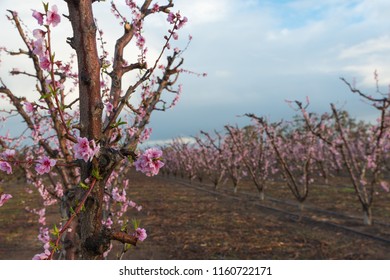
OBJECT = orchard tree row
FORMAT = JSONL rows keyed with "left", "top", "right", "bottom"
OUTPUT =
{"left": 161, "top": 81, "right": 390, "bottom": 226}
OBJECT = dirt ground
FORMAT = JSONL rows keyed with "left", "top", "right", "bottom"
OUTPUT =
{"left": 1, "top": 170, "right": 390, "bottom": 260}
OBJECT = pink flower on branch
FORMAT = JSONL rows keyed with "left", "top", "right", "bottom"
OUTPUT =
{"left": 33, "top": 29, "right": 45, "bottom": 39}
{"left": 136, "top": 35, "right": 146, "bottom": 49}
{"left": 32, "top": 10, "right": 44, "bottom": 25}
{"left": 151, "top": 3, "right": 160, "bottom": 13}
{"left": 134, "top": 227, "right": 147, "bottom": 242}
{"left": 134, "top": 148, "right": 164, "bottom": 177}
{"left": 35, "top": 156, "right": 56, "bottom": 175}
{"left": 73, "top": 137, "right": 100, "bottom": 162}
{"left": 177, "top": 16, "right": 188, "bottom": 29}
{"left": 0, "top": 161, "right": 12, "bottom": 174}
{"left": 112, "top": 187, "right": 127, "bottom": 203}
{"left": 39, "top": 55, "right": 51, "bottom": 71}
{"left": 24, "top": 101, "right": 35, "bottom": 113}
{"left": 32, "top": 227, "right": 51, "bottom": 260}
{"left": 33, "top": 38, "right": 46, "bottom": 57}
{"left": 0, "top": 193, "right": 12, "bottom": 207}
{"left": 105, "top": 102, "right": 114, "bottom": 116}
{"left": 167, "top": 12, "right": 175, "bottom": 24}
{"left": 46, "top": 5, "right": 61, "bottom": 27}
{"left": 102, "top": 217, "right": 113, "bottom": 229}
{"left": 32, "top": 243, "right": 51, "bottom": 260}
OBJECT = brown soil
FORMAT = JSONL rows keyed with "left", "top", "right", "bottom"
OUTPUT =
{"left": 1, "top": 170, "right": 390, "bottom": 260}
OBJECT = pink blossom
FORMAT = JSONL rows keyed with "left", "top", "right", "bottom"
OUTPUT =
{"left": 73, "top": 137, "right": 100, "bottom": 162}
{"left": 32, "top": 242, "right": 51, "bottom": 260}
{"left": 102, "top": 217, "right": 113, "bottom": 229}
{"left": 134, "top": 227, "right": 147, "bottom": 242}
{"left": 32, "top": 252, "right": 50, "bottom": 260}
{"left": 74, "top": 137, "right": 90, "bottom": 161}
{"left": 177, "top": 16, "right": 188, "bottom": 29}
{"left": 45, "top": 78, "right": 64, "bottom": 92}
{"left": 88, "top": 138, "right": 100, "bottom": 160}
{"left": 140, "top": 127, "right": 152, "bottom": 143}
{"left": 125, "top": 0, "right": 136, "bottom": 9}
{"left": 128, "top": 127, "right": 138, "bottom": 137}
{"left": 112, "top": 187, "right": 127, "bottom": 203}
{"left": 55, "top": 182, "right": 64, "bottom": 198}
{"left": 33, "top": 38, "right": 45, "bottom": 57}
{"left": 167, "top": 12, "right": 175, "bottom": 24}
{"left": 366, "top": 155, "right": 376, "bottom": 169}
{"left": 32, "top": 10, "right": 44, "bottom": 25}
{"left": 171, "top": 92, "right": 180, "bottom": 107}
{"left": 134, "top": 148, "right": 164, "bottom": 176}
{"left": 25, "top": 102, "right": 34, "bottom": 113}
{"left": 105, "top": 102, "right": 114, "bottom": 115}
{"left": 29, "top": 208, "right": 48, "bottom": 225}
{"left": 151, "top": 3, "right": 160, "bottom": 13}
{"left": 136, "top": 35, "right": 146, "bottom": 49}
{"left": 32, "top": 227, "right": 51, "bottom": 260}
{"left": 0, "top": 193, "right": 12, "bottom": 207}
{"left": 46, "top": 5, "right": 61, "bottom": 27}
{"left": 33, "top": 29, "right": 45, "bottom": 39}
{"left": 0, "top": 161, "right": 12, "bottom": 174}
{"left": 39, "top": 55, "right": 51, "bottom": 71}
{"left": 35, "top": 156, "right": 56, "bottom": 175}
{"left": 37, "top": 227, "right": 50, "bottom": 243}
{"left": 120, "top": 202, "right": 129, "bottom": 214}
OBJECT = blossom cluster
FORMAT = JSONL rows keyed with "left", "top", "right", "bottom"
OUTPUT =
{"left": 31, "top": 5, "right": 61, "bottom": 71}
{"left": 32, "top": 227, "right": 51, "bottom": 260}
{"left": 0, "top": 149, "right": 56, "bottom": 176}
{"left": 0, "top": 149, "right": 15, "bottom": 174}
{"left": 167, "top": 12, "right": 188, "bottom": 29}
{"left": 134, "top": 148, "right": 164, "bottom": 177}
{"left": 73, "top": 137, "right": 100, "bottom": 162}
{"left": 32, "top": 5, "right": 61, "bottom": 27}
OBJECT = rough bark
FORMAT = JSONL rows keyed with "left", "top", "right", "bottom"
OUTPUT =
{"left": 65, "top": 0, "right": 104, "bottom": 259}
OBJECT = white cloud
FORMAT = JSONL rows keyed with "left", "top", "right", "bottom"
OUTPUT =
{"left": 339, "top": 36, "right": 390, "bottom": 59}
{"left": 175, "top": 0, "right": 232, "bottom": 25}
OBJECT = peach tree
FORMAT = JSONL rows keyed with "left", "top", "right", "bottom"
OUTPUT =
{"left": 0, "top": 0, "right": 196, "bottom": 259}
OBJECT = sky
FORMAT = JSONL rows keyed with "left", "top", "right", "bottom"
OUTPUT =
{"left": 1, "top": 0, "right": 390, "bottom": 145}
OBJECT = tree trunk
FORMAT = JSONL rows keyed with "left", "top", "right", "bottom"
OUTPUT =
{"left": 258, "top": 190, "right": 265, "bottom": 201}
{"left": 363, "top": 206, "right": 372, "bottom": 226}
{"left": 66, "top": 0, "right": 105, "bottom": 259}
